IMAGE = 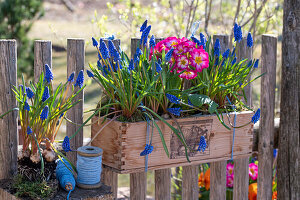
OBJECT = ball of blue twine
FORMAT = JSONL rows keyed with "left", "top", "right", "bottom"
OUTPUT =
{"left": 77, "top": 146, "right": 103, "bottom": 186}
{"left": 56, "top": 158, "right": 75, "bottom": 200}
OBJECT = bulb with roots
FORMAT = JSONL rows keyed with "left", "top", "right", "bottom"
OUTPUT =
{"left": 42, "top": 148, "right": 56, "bottom": 162}
{"left": 30, "top": 152, "right": 42, "bottom": 164}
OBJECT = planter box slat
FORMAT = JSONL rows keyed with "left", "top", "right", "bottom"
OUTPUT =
{"left": 91, "top": 111, "right": 253, "bottom": 173}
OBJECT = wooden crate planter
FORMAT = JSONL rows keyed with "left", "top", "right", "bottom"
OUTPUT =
{"left": 91, "top": 111, "right": 253, "bottom": 173}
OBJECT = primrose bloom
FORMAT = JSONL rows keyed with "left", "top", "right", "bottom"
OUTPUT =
{"left": 226, "top": 163, "right": 234, "bottom": 176}
{"left": 178, "top": 70, "right": 197, "bottom": 80}
{"left": 190, "top": 48, "right": 209, "bottom": 72}
{"left": 226, "top": 174, "right": 234, "bottom": 188}
{"left": 176, "top": 55, "right": 189, "bottom": 70}
{"left": 249, "top": 163, "right": 258, "bottom": 181}
{"left": 164, "top": 37, "right": 180, "bottom": 49}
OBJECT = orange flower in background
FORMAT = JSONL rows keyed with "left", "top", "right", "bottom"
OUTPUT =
{"left": 198, "top": 172, "right": 204, "bottom": 187}
{"left": 204, "top": 168, "right": 210, "bottom": 190}
{"left": 272, "top": 191, "right": 277, "bottom": 200}
{"left": 248, "top": 183, "right": 257, "bottom": 200}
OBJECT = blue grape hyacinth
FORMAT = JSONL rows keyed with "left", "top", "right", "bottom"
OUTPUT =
{"left": 222, "top": 48, "right": 230, "bottom": 59}
{"left": 99, "top": 40, "right": 110, "bottom": 60}
{"left": 128, "top": 59, "right": 134, "bottom": 71}
{"left": 167, "top": 107, "right": 182, "bottom": 116}
{"left": 140, "top": 144, "right": 153, "bottom": 156}
{"left": 75, "top": 70, "right": 84, "bottom": 88}
{"left": 26, "top": 87, "right": 34, "bottom": 99}
{"left": 191, "top": 36, "right": 201, "bottom": 47}
{"left": 232, "top": 57, "right": 237, "bottom": 65}
{"left": 92, "top": 37, "right": 98, "bottom": 47}
{"left": 108, "top": 40, "right": 121, "bottom": 61}
{"left": 140, "top": 25, "right": 151, "bottom": 46}
{"left": 40, "top": 105, "right": 49, "bottom": 121}
{"left": 24, "top": 101, "right": 30, "bottom": 111}
{"left": 254, "top": 59, "right": 259, "bottom": 68}
{"left": 200, "top": 33, "right": 206, "bottom": 49}
{"left": 251, "top": 108, "right": 260, "bottom": 124}
{"left": 214, "top": 39, "right": 220, "bottom": 57}
{"left": 197, "top": 136, "right": 207, "bottom": 152}
{"left": 149, "top": 35, "right": 155, "bottom": 48}
{"left": 44, "top": 64, "right": 53, "bottom": 83}
{"left": 86, "top": 69, "right": 94, "bottom": 78}
{"left": 155, "top": 62, "right": 162, "bottom": 73}
{"left": 27, "top": 127, "right": 32, "bottom": 135}
{"left": 62, "top": 136, "right": 72, "bottom": 152}
{"left": 42, "top": 86, "right": 50, "bottom": 102}
{"left": 166, "top": 93, "right": 180, "bottom": 104}
{"left": 247, "top": 32, "right": 253, "bottom": 48}
{"left": 140, "top": 20, "right": 148, "bottom": 32}
{"left": 68, "top": 72, "right": 75, "bottom": 82}
{"left": 234, "top": 23, "right": 243, "bottom": 42}
{"left": 165, "top": 48, "right": 174, "bottom": 62}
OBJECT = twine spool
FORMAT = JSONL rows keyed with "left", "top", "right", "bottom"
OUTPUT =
{"left": 56, "top": 158, "right": 76, "bottom": 199}
{"left": 76, "top": 146, "right": 103, "bottom": 189}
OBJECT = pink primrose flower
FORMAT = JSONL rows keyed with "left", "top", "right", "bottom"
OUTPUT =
{"left": 190, "top": 48, "right": 209, "bottom": 72}
{"left": 249, "top": 163, "right": 258, "bottom": 181}
{"left": 177, "top": 69, "right": 197, "bottom": 80}
{"left": 226, "top": 174, "right": 234, "bottom": 188}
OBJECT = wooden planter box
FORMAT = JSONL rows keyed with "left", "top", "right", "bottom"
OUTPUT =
{"left": 91, "top": 111, "right": 253, "bottom": 173}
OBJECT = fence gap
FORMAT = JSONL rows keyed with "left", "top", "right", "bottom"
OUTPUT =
{"left": 0, "top": 40, "right": 18, "bottom": 179}
{"left": 257, "top": 34, "right": 277, "bottom": 199}
{"left": 34, "top": 40, "right": 52, "bottom": 83}
{"left": 66, "top": 39, "right": 85, "bottom": 164}
{"left": 234, "top": 37, "right": 252, "bottom": 200}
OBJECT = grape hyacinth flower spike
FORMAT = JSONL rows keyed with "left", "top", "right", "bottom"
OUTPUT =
{"left": 247, "top": 32, "right": 253, "bottom": 48}
{"left": 92, "top": 37, "right": 98, "bottom": 47}
{"left": 68, "top": 72, "right": 75, "bottom": 82}
{"left": 44, "top": 64, "right": 53, "bottom": 83}
{"left": 40, "top": 105, "right": 49, "bottom": 121}
{"left": 251, "top": 108, "right": 260, "bottom": 124}
{"left": 214, "top": 39, "right": 220, "bottom": 57}
{"left": 155, "top": 62, "right": 162, "bottom": 73}
{"left": 62, "top": 136, "right": 72, "bottom": 152}
{"left": 233, "top": 23, "right": 243, "bottom": 42}
{"left": 197, "top": 135, "right": 207, "bottom": 152}
{"left": 24, "top": 101, "right": 30, "bottom": 111}
{"left": 254, "top": 59, "right": 259, "bottom": 68}
{"left": 27, "top": 126, "right": 32, "bottom": 135}
{"left": 26, "top": 87, "right": 34, "bottom": 99}
{"left": 86, "top": 69, "right": 94, "bottom": 78}
{"left": 140, "top": 20, "right": 148, "bottom": 32}
{"left": 140, "top": 25, "right": 151, "bottom": 46}
{"left": 200, "top": 32, "right": 206, "bottom": 49}
{"left": 166, "top": 93, "right": 180, "bottom": 104}
{"left": 99, "top": 40, "right": 110, "bottom": 60}
{"left": 128, "top": 59, "right": 134, "bottom": 71}
{"left": 140, "top": 144, "right": 154, "bottom": 156}
{"left": 75, "top": 70, "right": 84, "bottom": 88}
{"left": 165, "top": 48, "right": 174, "bottom": 62}
{"left": 42, "top": 86, "right": 50, "bottom": 102}
{"left": 149, "top": 35, "right": 155, "bottom": 49}
{"left": 167, "top": 107, "right": 182, "bottom": 116}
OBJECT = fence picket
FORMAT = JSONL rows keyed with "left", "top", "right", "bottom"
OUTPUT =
{"left": 0, "top": 40, "right": 18, "bottom": 179}
{"left": 234, "top": 38, "right": 252, "bottom": 200}
{"left": 182, "top": 165, "right": 199, "bottom": 200}
{"left": 66, "top": 39, "right": 85, "bottom": 164}
{"left": 34, "top": 40, "right": 52, "bottom": 82}
{"left": 257, "top": 35, "right": 277, "bottom": 199}
{"left": 209, "top": 35, "right": 230, "bottom": 200}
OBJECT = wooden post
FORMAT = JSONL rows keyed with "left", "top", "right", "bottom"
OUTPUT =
{"left": 155, "top": 168, "right": 171, "bottom": 200}
{"left": 182, "top": 165, "right": 198, "bottom": 200}
{"left": 129, "top": 38, "right": 147, "bottom": 200}
{"left": 153, "top": 37, "right": 172, "bottom": 200}
{"left": 66, "top": 39, "right": 85, "bottom": 164}
{"left": 101, "top": 165, "right": 118, "bottom": 200}
{"left": 257, "top": 34, "right": 277, "bottom": 199}
{"left": 130, "top": 172, "right": 147, "bottom": 200}
{"left": 208, "top": 35, "right": 230, "bottom": 200}
{"left": 234, "top": 37, "right": 252, "bottom": 200}
{"left": 278, "top": 0, "right": 300, "bottom": 199}
{"left": 0, "top": 40, "right": 18, "bottom": 179}
{"left": 34, "top": 40, "right": 52, "bottom": 82}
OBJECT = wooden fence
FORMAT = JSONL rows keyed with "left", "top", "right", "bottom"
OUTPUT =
{"left": 0, "top": 34, "right": 280, "bottom": 200}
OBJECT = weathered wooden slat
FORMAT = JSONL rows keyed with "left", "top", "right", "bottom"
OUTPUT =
{"left": 66, "top": 39, "right": 85, "bottom": 164}
{"left": 234, "top": 37, "right": 252, "bottom": 200}
{"left": 257, "top": 34, "right": 277, "bottom": 199}
{"left": 155, "top": 168, "right": 171, "bottom": 200}
{"left": 34, "top": 40, "right": 52, "bottom": 82}
{"left": 209, "top": 35, "right": 230, "bottom": 200}
{"left": 130, "top": 172, "right": 147, "bottom": 200}
{"left": 101, "top": 165, "right": 118, "bottom": 200}
{"left": 278, "top": 1, "right": 300, "bottom": 199}
{"left": 0, "top": 40, "right": 18, "bottom": 179}
{"left": 182, "top": 165, "right": 199, "bottom": 200}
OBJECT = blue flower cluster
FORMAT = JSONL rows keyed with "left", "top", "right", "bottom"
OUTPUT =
{"left": 167, "top": 107, "right": 182, "bottom": 116}
{"left": 40, "top": 105, "right": 49, "bottom": 121}
{"left": 199, "top": 33, "right": 206, "bottom": 49}
{"left": 42, "top": 86, "right": 50, "bottom": 102}
{"left": 155, "top": 62, "right": 162, "bottom": 73}
{"left": 86, "top": 69, "right": 94, "bottom": 78}
{"left": 140, "top": 25, "right": 151, "bottom": 46}
{"left": 92, "top": 37, "right": 98, "bottom": 47}
{"left": 191, "top": 36, "right": 201, "bottom": 47}
{"left": 247, "top": 32, "right": 253, "bottom": 48}
{"left": 99, "top": 40, "right": 110, "bottom": 60}
{"left": 44, "top": 64, "right": 53, "bottom": 83}
{"left": 165, "top": 48, "right": 174, "bottom": 62}
{"left": 197, "top": 136, "right": 207, "bottom": 152}
{"left": 108, "top": 40, "right": 121, "bottom": 61}
{"left": 128, "top": 59, "right": 134, "bottom": 71}
{"left": 27, "top": 126, "right": 32, "bottom": 135}
{"left": 149, "top": 35, "right": 156, "bottom": 48}
{"left": 140, "top": 20, "right": 147, "bottom": 32}
{"left": 140, "top": 144, "right": 154, "bottom": 156}
{"left": 234, "top": 23, "right": 243, "bottom": 43}
{"left": 254, "top": 59, "right": 259, "bottom": 68}
{"left": 62, "top": 136, "right": 72, "bottom": 152}
{"left": 222, "top": 48, "right": 230, "bottom": 59}
{"left": 75, "top": 70, "right": 84, "bottom": 88}
{"left": 134, "top": 47, "right": 142, "bottom": 64}
{"left": 24, "top": 101, "right": 30, "bottom": 111}
{"left": 214, "top": 39, "right": 220, "bottom": 57}
{"left": 166, "top": 93, "right": 180, "bottom": 104}
{"left": 251, "top": 108, "right": 260, "bottom": 124}
{"left": 26, "top": 87, "right": 34, "bottom": 99}
{"left": 231, "top": 57, "right": 237, "bottom": 65}
{"left": 68, "top": 72, "right": 75, "bottom": 82}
